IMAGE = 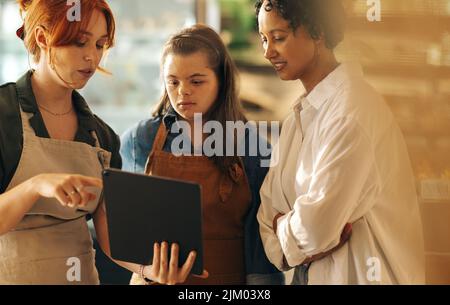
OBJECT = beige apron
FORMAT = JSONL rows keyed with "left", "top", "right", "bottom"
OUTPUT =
{"left": 0, "top": 106, "right": 111, "bottom": 284}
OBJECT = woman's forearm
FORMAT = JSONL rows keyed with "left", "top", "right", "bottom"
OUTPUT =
{"left": 0, "top": 177, "right": 40, "bottom": 235}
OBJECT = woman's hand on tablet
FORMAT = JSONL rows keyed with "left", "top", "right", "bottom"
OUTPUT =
{"left": 143, "top": 242, "right": 208, "bottom": 285}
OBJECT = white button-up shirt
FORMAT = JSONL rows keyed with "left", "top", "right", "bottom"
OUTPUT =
{"left": 258, "top": 63, "right": 425, "bottom": 284}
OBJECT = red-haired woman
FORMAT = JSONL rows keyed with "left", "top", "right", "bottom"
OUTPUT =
{"left": 0, "top": 0, "right": 120, "bottom": 284}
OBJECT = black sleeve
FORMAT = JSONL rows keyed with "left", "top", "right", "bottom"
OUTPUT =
{"left": 0, "top": 145, "right": 5, "bottom": 194}
{"left": 0, "top": 85, "right": 8, "bottom": 193}
{"left": 93, "top": 114, "right": 122, "bottom": 170}
{"left": 0, "top": 83, "right": 23, "bottom": 194}
{"left": 109, "top": 133, "right": 122, "bottom": 170}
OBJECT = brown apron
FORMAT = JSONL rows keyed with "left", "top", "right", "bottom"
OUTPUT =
{"left": 0, "top": 106, "right": 111, "bottom": 284}
{"left": 130, "top": 123, "right": 251, "bottom": 285}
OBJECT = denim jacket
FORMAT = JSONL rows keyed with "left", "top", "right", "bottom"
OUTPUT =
{"left": 120, "top": 112, "right": 284, "bottom": 285}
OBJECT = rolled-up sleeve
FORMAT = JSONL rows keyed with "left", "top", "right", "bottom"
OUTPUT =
{"left": 257, "top": 139, "right": 293, "bottom": 271}
{"left": 257, "top": 169, "right": 290, "bottom": 271}
{"left": 276, "top": 116, "right": 375, "bottom": 267}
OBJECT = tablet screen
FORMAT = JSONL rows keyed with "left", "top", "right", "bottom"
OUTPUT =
{"left": 102, "top": 168, "right": 203, "bottom": 275}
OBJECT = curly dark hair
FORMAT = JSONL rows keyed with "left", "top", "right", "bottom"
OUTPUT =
{"left": 255, "top": 0, "right": 346, "bottom": 49}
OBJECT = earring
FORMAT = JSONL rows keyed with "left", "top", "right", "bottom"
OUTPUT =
{"left": 49, "top": 55, "right": 55, "bottom": 70}
{"left": 48, "top": 57, "right": 55, "bottom": 70}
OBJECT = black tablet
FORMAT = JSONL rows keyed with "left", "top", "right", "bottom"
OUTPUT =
{"left": 102, "top": 168, "right": 203, "bottom": 275}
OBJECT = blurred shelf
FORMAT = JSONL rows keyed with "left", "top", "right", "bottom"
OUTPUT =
{"left": 346, "top": 16, "right": 450, "bottom": 42}
{"left": 236, "top": 60, "right": 450, "bottom": 83}
{"left": 348, "top": 0, "right": 450, "bottom": 16}
{"left": 363, "top": 65, "right": 450, "bottom": 80}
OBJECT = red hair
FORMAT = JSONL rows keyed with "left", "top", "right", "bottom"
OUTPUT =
{"left": 18, "top": 0, "right": 115, "bottom": 63}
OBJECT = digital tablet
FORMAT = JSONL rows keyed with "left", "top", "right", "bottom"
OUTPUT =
{"left": 102, "top": 168, "right": 203, "bottom": 275}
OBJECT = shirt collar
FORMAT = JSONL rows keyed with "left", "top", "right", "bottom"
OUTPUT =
{"left": 15, "top": 70, "right": 38, "bottom": 114}
{"left": 162, "top": 106, "right": 179, "bottom": 129}
{"left": 305, "top": 62, "right": 364, "bottom": 110}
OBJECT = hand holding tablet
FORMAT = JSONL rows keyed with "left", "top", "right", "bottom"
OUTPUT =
{"left": 141, "top": 242, "right": 209, "bottom": 285}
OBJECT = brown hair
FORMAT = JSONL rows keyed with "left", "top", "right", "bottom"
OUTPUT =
{"left": 154, "top": 24, "right": 247, "bottom": 174}
{"left": 18, "top": 0, "right": 115, "bottom": 65}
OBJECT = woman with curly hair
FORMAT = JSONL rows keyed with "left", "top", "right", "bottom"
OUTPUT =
{"left": 256, "top": 0, "right": 425, "bottom": 284}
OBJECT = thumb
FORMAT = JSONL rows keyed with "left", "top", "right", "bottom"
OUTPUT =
{"left": 88, "top": 193, "right": 97, "bottom": 201}
{"left": 193, "top": 270, "right": 209, "bottom": 279}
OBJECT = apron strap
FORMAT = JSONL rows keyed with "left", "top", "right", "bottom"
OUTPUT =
{"left": 152, "top": 122, "right": 169, "bottom": 154}
{"left": 144, "top": 122, "right": 168, "bottom": 175}
{"left": 18, "top": 105, "right": 37, "bottom": 136}
{"left": 89, "top": 131, "right": 111, "bottom": 170}
{"left": 19, "top": 102, "right": 104, "bottom": 153}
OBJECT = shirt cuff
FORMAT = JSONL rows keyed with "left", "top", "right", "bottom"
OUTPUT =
{"left": 276, "top": 212, "right": 307, "bottom": 267}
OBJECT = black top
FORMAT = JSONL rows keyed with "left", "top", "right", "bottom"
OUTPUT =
{"left": 0, "top": 71, "right": 121, "bottom": 193}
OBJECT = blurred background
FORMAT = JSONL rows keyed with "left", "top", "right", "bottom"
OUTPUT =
{"left": 0, "top": 0, "right": 449, "bottom": 284}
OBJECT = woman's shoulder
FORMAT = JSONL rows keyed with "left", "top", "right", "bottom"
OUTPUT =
{"left": 89, "top": 114, "right": 122, "bottom": 168}
{"left": 121, "top": 116, "right": 162, "bottom": 144}
{"left": 92, "top": 114, "right": 120, "bottom": 145}
{"left": 0, "top": 82, "right": 21, "bottom": 135}
{"left": 120, "top": 116, "right": 163, "bottom": 172}
{"left": 0, "top": 82, "right": 19, "bottom": 113}
{"left": 0, "top": 81, "right": 16, "bottom": 91}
